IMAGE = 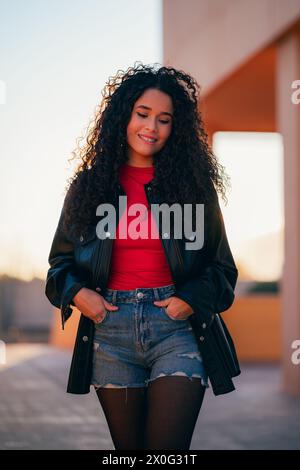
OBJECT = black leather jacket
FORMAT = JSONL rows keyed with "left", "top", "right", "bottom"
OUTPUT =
{"left": 45, "top": 180, "right": 241, "bottom": 396}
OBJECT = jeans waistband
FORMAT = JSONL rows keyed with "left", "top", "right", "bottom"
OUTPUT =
{"left": 103, "top": 284, "right": 176, "bottom": 303}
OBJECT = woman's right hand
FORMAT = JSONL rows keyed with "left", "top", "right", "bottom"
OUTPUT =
{"left": 72, "top": 287, "right": 119, "bottom": 323}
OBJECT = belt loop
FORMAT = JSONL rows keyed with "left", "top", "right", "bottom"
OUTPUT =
{"left": 153, "top": 287, "right": 160, "bottom": 301}
{"left": 112, "top": 290, "right": 117, "bottom": 305}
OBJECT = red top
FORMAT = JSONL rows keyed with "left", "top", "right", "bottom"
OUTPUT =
{"left": 106, "top": 163, "right": 174, "bottom": 289}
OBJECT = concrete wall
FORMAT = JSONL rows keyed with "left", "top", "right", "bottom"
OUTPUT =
{"left": 163, "top": 0, "right": 300, "bottom": 94}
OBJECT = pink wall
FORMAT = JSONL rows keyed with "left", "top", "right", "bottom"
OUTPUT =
{"left": 163, "top": 0, "right": 300, "bottom": 95}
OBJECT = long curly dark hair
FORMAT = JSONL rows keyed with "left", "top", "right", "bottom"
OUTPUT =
{"left": 63, "top": 62, "right": 230, "bottom": 238}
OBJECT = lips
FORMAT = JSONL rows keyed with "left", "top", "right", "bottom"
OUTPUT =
{"left": 138, "top": 134, "right": 157, "bottom": 144}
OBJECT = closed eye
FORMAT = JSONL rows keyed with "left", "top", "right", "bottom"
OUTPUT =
{"left": 136, "top": 112, "right": 170, "bottom": 124}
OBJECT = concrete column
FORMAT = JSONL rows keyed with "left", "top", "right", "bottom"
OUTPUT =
{"left": 276, "top": 28, "right": 300, "bottom": 395}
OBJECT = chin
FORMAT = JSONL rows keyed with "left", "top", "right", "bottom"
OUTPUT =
{"left": 135, "top": 147, "right": 156, "bottom": 156}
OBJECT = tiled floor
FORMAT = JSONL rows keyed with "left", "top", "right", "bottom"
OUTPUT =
{"left": 0, "top": 344, "right": 299, "bottom": 450}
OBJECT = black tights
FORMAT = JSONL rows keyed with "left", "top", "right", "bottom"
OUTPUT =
{"left": 96, "top": 376, "right": 206, "bottom": 450}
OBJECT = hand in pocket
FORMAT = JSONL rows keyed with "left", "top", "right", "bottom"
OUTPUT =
{"left": 153, "top": 296, "right": 194, "bottom": 320}
{"left": 73, "top": 287, "right": 119, "bottom": 323}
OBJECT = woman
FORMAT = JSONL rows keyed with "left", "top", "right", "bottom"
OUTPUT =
{"left": 45, "top": 63, "right": 240, "bottom": 450}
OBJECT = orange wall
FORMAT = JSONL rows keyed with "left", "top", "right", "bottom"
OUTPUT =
{"left": 49, "top": 309, "right": 79, "bottom": 350}
{"left": 222, "top": 295, "right": 282, "bottom": 361}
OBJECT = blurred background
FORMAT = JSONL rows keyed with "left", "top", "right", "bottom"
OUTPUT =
{"left": 0, "top": 0, "right": 300, "bottom": 450}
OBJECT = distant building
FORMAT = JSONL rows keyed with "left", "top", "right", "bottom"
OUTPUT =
{"left": 0, "top": 275, "right": 53, "bottom": 342}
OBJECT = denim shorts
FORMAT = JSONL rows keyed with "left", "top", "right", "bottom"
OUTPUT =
{"left": 91, "top": 283, "right": 209, "bottom": 396}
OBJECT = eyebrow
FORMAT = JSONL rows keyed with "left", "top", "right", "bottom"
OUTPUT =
{"left": 135, "top": 105, "right": 173, "bottom": 118}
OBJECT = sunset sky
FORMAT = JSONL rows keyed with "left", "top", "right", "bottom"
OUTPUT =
{"left": 0, "top": 1, "right": 283, "bottom": 283}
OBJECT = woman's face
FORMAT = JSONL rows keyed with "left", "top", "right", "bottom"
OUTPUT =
{"left": 126, "top": 88, "right": 173, "bottom": 165}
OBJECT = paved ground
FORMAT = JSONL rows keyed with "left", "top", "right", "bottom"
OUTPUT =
{"left": 0, "top": 343, "right": 299, "bottom": 450}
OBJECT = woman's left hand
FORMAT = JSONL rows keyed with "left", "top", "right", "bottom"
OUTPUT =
{"left": 153, "top": 296, "right": 194, "bottom": 320}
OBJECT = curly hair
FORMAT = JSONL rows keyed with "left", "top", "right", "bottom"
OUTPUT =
{"left": 63, "top": 61, "right": 230, "bottom": 238}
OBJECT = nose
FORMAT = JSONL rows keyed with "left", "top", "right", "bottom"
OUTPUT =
{"left": 144, "top": 118, "right": 158, "bottom": 133}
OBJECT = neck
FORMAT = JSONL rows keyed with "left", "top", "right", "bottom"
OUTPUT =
{"left": 126, "top": 152, "right": 154, "bottom": 168}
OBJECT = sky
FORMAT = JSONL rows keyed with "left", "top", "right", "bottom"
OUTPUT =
{"left": 0, "top": 0, "right": 162, "bottom": 280}
{"left": 0, "top": 0, "right": 283, "bottom": 282}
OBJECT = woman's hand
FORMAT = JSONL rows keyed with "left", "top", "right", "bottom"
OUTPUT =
{"left": 72, "top": 287, "right": 119, "bottom": 324}
{"left": 153, "top": 296, "right": 194, "bottom": 320}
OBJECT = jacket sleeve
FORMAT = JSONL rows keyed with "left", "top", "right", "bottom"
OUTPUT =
{"left": 45, "top": 197, "right": 88, "bottom": 330}
{"left": 174, "top": 189, "right": 238, "bottom": 326}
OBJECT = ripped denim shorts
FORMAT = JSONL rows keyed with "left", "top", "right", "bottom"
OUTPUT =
{"left": 91, "top": 283, "right": 209, "bottom": 395}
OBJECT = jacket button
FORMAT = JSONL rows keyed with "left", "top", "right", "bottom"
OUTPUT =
{"left": 147, "top": 186, "right": 152, "bottom": 191}
{"left": 163, "top": 232, "right": 169, "bottom": 238}
{"left": 202, "top": 322, "right": 207, "bottom": 329}
{"left": 199, "top": 336, "right": 205, "bottom": 341}
{"left": 105, "top": 231, "right": 111, "bottom": 238}
{"left": 82, "top": 336, "right": 88, "bottom": 342}
{"left": 80, "top": 235, "right": 84, "bottom": 242}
